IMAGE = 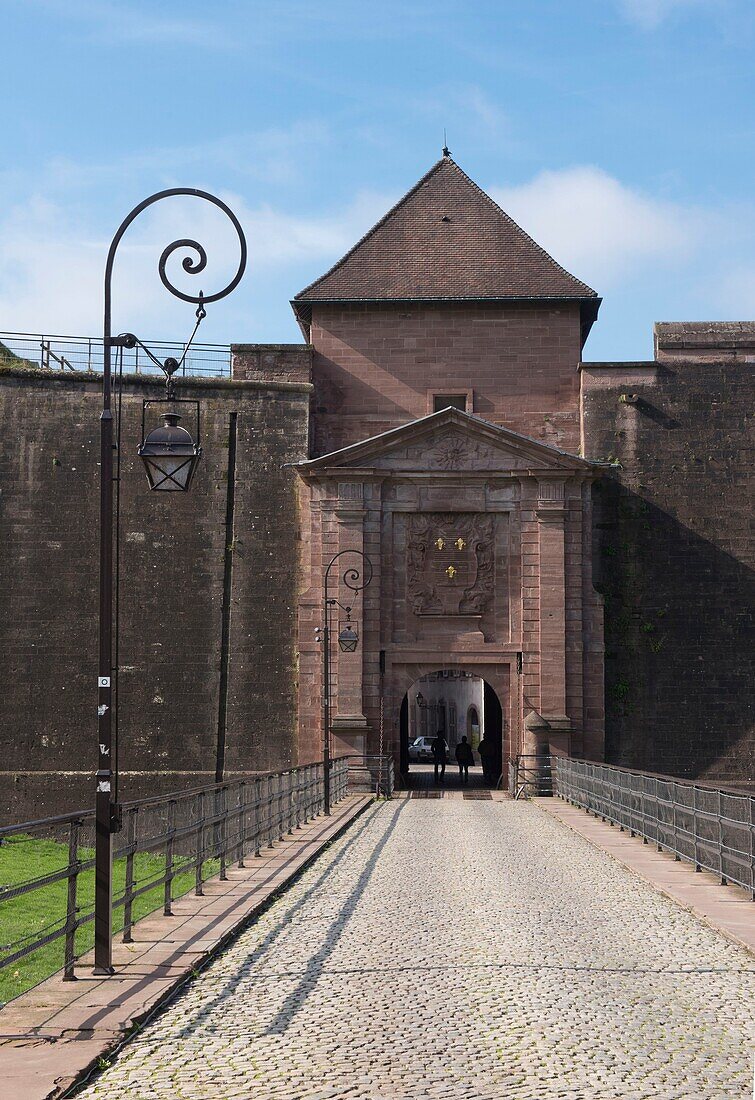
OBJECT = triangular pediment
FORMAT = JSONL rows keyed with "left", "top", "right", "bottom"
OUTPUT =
{"left": 296, "top": 409, "right": 598, "bottom": 476}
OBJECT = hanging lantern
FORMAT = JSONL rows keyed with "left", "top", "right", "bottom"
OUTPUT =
{"left": 138, "top": 402, "right": 201, "bottom": 492}
{"left": 338, "top": 622, "right": 359, "bottom": 652}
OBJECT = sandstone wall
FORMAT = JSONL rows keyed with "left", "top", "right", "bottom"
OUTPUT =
{"left": 309, "top": 300, "right": 583, "bottom": 457}
{"left": 581, "top": 323, "right": 754, "bottom": 784}
{"left": 0, "top": 359, "right": 310, "bottom": 821}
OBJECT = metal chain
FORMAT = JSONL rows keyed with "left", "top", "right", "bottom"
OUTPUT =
{"left": 378, "top": 690, "right": 385, "bottom": 797}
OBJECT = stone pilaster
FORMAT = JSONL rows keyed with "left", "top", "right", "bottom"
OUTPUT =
{"left": 536, "top": 478, "right": 571, "bottom": 751}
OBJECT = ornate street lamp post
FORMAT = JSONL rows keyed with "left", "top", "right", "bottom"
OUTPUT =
{"left": 94, "top": 189, "right": 246, "bottom": 975}
{"left": 315, "top": 551, "right": 373, "bottom": 816}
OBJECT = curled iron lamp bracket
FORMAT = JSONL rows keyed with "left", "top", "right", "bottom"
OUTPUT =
{"left": 104, "top": 188, "right": 247, "bottom": 398}
{"left": 105, "top": 188, "right": 247, "bottom": 326}
{"left": 324, "top": 550, "right": 374, "bottom": 607}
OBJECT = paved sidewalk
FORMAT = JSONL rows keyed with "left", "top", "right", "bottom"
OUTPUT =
{"left": 0, "top": 794, "right": 371, "bottom": 1100}
{"left": 536, "top": 795, "right": 755, "bottom": 955}
{"left": 74, "top": 798, "right": 755, "bottom": 1100}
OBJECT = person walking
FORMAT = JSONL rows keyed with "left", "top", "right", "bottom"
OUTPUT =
{"left": 432, "top": 731, "right": 448, "bottom": 785}
{"left": 455, "top": 735, "right": 474, "bottom": 784}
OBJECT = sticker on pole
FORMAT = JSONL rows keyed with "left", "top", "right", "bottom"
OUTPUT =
{"left": 98, "top": 676, "right": 111, "bottom": 688}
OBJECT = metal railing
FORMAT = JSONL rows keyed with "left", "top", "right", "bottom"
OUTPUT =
{"left": 366, "top": 754, "right": 395, "bottom": 798}
{"left": 508, "top": 755, "right": 554, "bottom": 799}
{"left": 0, "top": 759, "right": 350, "bottom": 988}
{"left": 0, "top": 331, "right": 232, "bottom": 379}
{"left": 554, "top": 757, "right": 755, "bottom": 899}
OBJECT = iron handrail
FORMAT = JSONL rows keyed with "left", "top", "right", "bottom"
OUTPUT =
{"left": 0, "top": 759, "right": 348, "bottom": 987}
{"left": 0, "top": 330, "right": 232, "bottom": 379}
{"left": 553, "top": 757, "right": 755, "bottom": 899}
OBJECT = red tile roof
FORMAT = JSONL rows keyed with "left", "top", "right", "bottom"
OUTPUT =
{"left": 293, "top": 156, "right": 599, "bottom": 327}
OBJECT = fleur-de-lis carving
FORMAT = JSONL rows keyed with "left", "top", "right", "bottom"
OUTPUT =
{"left": 435, "top": 537, "right": 445, "bottom": 550}
{"left": 455, "top": 537, "right": 466, "bottom": 550}
{"left": 446, "top": 564, "right": 457, "bottom": 578}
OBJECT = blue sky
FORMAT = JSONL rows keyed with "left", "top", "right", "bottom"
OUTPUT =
{"left": 1, "top": 0, "right": 753, "bottom": 360}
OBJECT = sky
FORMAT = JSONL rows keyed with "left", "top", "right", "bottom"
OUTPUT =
{"left": 1, "top": 0, "right": 753, "bottom": 361}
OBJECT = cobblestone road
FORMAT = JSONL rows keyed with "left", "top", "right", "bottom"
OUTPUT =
{"left": 79, "top": 800, "right": 755, "bottom": 1099}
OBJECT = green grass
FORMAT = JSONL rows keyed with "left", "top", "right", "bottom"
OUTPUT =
{"left": 0, "top": 836, "right": 218, "bottom": 1004}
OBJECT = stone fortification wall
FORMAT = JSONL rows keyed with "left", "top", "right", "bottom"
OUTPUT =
{"left": 581, "top": 323, "right": 754, "bottom": 784}
{"left": 0, "top": 358, "right": 310, "bottom": 821}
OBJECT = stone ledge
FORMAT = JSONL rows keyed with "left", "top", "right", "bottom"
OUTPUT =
{"left": 0, "top": 794, "right": 372, "bottom": 1100}
{"left": 0, "top": 364, "right": 313, "bottom": 394}
{"left": 655, "top": 320, "right": 755, "bottom": 349}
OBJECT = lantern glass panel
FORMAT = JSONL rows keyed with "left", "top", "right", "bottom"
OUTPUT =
{"left": 142, "top": 455, "right": 196, "bottom": 491}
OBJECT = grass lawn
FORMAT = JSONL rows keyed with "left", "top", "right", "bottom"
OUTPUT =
{"left": 0, "top": 835, "right": 218, "bottom": 1004}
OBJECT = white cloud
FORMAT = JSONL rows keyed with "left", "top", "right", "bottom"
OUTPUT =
{"left": 0, "top": 188, "right": 393, "bottom": 338}
{"left": 1, "top": 161, "right": 751, "bottom": 348}
{"left": 617, "top": 0, "right": 714, "bottom": 30}
{"left": 17, "top": 0, "right": 234, "bottom": 47}
{"left": 490, "top": 166, "right": 699, "bottom": 287}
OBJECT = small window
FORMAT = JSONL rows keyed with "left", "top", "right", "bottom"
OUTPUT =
{"left": 433, "top": 393, "right": 467, "bottom": 412}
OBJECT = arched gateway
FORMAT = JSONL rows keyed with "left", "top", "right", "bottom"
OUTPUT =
{"left": 291, "top": 155, "right": 606, "bottom": 785}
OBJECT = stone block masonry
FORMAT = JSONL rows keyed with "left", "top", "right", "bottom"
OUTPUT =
{"left": 0, "top": 360, "right": 311, "bottom": 821}
{"left": 309, "top": 300, "right": 583, "bottom": 457}
{"left": 581, "top": 323, "right": 754, "bottom": 784}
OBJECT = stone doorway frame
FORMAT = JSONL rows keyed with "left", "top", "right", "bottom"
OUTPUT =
{"left": 387, "top": 660, "right": 512, "bottom": 788}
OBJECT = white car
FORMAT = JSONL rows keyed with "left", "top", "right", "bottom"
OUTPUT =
{"left": 408, "top": 736, "right": 440, "bottom": 762}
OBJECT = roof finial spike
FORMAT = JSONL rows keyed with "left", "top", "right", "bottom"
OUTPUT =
{"left": 442, "top": 129, "right": 450, "bottom": 158}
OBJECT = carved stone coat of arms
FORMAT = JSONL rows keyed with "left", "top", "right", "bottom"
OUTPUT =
{"left": 407, "top": 513, "right": 495, "bottom": 616}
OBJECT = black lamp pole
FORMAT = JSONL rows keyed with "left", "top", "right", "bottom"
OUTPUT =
{"left": 320, "top": 550, "right": 373, "bottom": 816}
{"left": 94, "top": 189, "right": 246, "bottom": 975}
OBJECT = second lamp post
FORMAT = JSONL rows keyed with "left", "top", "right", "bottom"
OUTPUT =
{"left": 316, "top": 550, "right": 373, "bottom": 814}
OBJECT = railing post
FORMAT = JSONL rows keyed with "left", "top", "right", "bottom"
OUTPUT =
{"left": 122, "top": 807, "right": 137, "bottom": 943}
{"left": 219, "top": 786, "right": 228, "bottom": 882}
{"left": 237, "top": 782, "right": 247, "bottom": 868}
{"left": 305, "top": 765, "right": 312, "bottom": 822}
{"left": 693, "top": 785, "right": 701, "bottom": 872}
{"left": 267, "top": 774, "right": 275, "bottom": 848}
{"left": 254, "top": 776, "right": 262, "bottom": 856}
{"left": 63, "top": 819, "right": 80, "bottom": 981}
{"left": 295, "top": 768, "right": 303, "bottom": 830}
{"left": 278, "top": 772, "right": 285, "bottom": 840}
{"left": 164, "top": 799, "right": 176, "bottom": 916}
{"left": 718, "top": 788, "right": 727, "bottom": 885}
{"left": 195, "top": 791, "right": 205, "bottom": 896}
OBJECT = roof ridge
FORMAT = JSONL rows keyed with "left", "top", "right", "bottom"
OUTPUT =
{"left": 294, "top": 157, "right": 449, "bottom": 302}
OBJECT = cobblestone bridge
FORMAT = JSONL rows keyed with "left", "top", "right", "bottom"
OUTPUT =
{"left": 78, "top": 798, "right": 755, "bottom": 1100}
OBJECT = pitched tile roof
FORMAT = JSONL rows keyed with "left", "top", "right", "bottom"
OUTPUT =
{"left": 292, "top": 156, "right": 599, "bottom": 332}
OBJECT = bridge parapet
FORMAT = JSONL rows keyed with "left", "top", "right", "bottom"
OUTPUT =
{"left": 553, "top": 757, "right": 755, "bottom": 899}
{"left": 344, "top": 754, "right": 394, "bottom": 799}
{"left": 0, "top": 758, "right": 350, "bottom": 990}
